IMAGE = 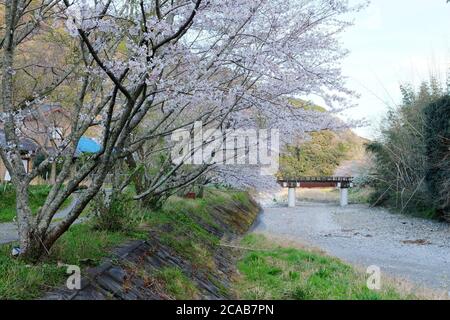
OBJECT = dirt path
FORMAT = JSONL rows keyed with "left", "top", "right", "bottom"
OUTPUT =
{"left": 253, "top": 199, "right": 450, "bottom": 293}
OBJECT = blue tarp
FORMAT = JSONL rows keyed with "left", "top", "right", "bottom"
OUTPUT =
{"left": 76, "top": 137, "right": 102, "bottom": 154}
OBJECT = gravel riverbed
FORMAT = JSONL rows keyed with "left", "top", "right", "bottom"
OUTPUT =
{"left": 254, "top": 201, "right": 450, "bottom": 292}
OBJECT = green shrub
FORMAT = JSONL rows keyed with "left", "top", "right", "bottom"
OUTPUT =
{"left": 424, "top": 95, "right": 450, "bottom": 220}
{"left": 366, "top": 81, "right": 446, "bottom": 218}
{"left": 91, "top": 190, "right": 141, "bottom": 232}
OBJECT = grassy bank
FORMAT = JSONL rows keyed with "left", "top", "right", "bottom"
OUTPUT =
{"left": 234, "top": 234, "right": 410, "bottom": 300}
{"left": 0, "top": 188, "right": 257, "bottom": 300}
{"left": 0, "top": 224, "right": 134, "bottom": 299}
{"left": 144, "top": 188, "right": 255, "bottom": 269}
{"left": 1, "top": 187, "right": 417, "bottom": 300}
{"left": 0, "top": 185, "right": 71, "bottom": 223}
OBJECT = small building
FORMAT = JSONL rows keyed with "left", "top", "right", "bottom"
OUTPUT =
{"left": 0, "top": 104, "right": 102, "bottom": 183}
{"left": 0, "top": 130, "right": 38, "bottom": 181}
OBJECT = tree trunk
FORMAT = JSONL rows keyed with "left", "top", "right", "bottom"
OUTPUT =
{"left": 50, "top": 162, "right": 57, "bottom": 185}
{"left": 15, "top": 182, "right": 50, "bottom": 262}
{"left": 15, "top": 183, "right": 33, "bottom": 251}
{"left": 0, "top": 1, "right": 45, "bottom": 262}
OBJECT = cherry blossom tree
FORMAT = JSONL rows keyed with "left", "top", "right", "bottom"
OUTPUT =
{"left": 125, "top": 0, "right": 364, "bottom": 202}
{"left": 0, "top": 0, "right": 363, "bottom": 260}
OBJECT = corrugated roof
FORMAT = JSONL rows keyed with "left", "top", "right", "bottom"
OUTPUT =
{"left": 0, "top": 130, "right": 38, "bottom": 153}
{"left": 25, "top": 104, "right": 67, "bottom": 120}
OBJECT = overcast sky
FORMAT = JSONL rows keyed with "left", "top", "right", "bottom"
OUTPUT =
{"left": 337, "top": 0, "right": 450, "bottom": 139}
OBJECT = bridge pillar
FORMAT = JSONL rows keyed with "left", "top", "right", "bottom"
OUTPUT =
{"left": 288, "top": 188, "right": 296, "bottom": 208}
{"left": 340, "top": 188, "right": 349, "bottom": 207}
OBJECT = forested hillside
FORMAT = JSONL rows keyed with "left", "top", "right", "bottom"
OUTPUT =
{"left": 278, "top": 100, "right": 368, "bottom": 178}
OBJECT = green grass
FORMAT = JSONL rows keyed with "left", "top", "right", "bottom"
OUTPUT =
{"left": 235, "top": 234, "right": 409, "bottom": 300}
{"left": 143, "top": 188, "right": 252, "bottom": 268}
{"left": 0, "top": 184, "right": 72, "bottom": 223}
{"left": 154, "top": 267, "right": 199, "bottom": 299}
{"left": 348, "top": 187, "right": 373, "bottom": 204}
{"left": 0, "top": 223, "right": 130, "bottom": 300}
{"left": 0, "top": 187, "right": 253, "bottom": 300}
{"left": 144, "top": 195, "right": 220, "bottom": 269}
{"left": 315, "top": 187, "right": 372, "bottom": 205}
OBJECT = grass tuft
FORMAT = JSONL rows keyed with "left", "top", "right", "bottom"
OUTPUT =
{"left": 154, "top": 267, "right": 199, "bottom": 300}
{"left": 235, "top": 234, "right": 410, "bottom": 300}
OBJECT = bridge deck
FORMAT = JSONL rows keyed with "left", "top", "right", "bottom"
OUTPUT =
{"left": 278, "top": 177, "right": 353, "bottom": 189}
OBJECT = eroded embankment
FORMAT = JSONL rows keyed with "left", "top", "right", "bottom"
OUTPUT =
{"left": 44, "top": 192, "right": 260, "bottom": 300}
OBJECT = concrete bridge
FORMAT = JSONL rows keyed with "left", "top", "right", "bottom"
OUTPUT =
{"left": 278, "top": 177, "right": 354, "bottom": 207}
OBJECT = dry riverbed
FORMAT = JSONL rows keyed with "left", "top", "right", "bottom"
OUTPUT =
{"left": 253, "top": 192, "right": 450, "bottom": 297}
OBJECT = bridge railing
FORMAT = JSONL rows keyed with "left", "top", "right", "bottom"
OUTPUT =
{"left": 278, "top": 177, "right": 354, "bottom": 189}
{"left": 278, "top": 176, "right": 353, "bottom": 183}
